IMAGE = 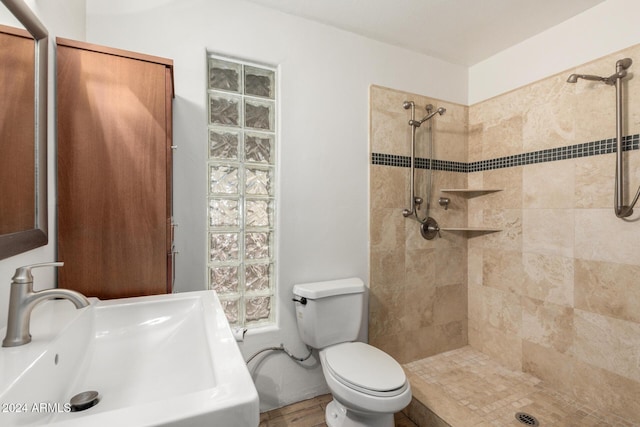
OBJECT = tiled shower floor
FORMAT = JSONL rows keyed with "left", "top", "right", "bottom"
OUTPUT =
{"left": 403, "top": 346, "right": 637, "bottom": 427}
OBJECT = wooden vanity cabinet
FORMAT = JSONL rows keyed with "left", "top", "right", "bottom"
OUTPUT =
{"left": 56, "top": 38, "right": 174, "bottom": 299}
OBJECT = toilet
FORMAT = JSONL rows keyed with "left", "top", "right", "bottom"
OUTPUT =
{"left": 293, "top": 277, "right": 411, "bottom": 427}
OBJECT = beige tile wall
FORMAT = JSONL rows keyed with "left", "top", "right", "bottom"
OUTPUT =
{"left": 369, "top": 85, "right": 469, "bottom": 364}
{"left": 468, "top": 45, "right": 640, "bottom": 422}
{"left": 370, "top": 44, "right": 640, "bottom": 422}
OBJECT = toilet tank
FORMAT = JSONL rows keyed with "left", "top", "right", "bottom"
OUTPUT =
{"left": 292, "top": 277, "right": 365, "bottom": 349}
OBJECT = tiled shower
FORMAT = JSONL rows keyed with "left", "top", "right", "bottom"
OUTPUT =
{"left": 369, "top": 43, "right": 640, "bottom": 423}
{"left": 369, "top": 85, "right": 469, "bottom": 364}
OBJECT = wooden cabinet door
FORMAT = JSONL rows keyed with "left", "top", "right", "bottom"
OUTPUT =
{"left": 57, "top": 40, "right": 173, "bottom": 299}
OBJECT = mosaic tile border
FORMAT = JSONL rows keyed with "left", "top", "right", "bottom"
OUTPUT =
{"left": 372, "top": 134, "right": 640, "bottom": 172}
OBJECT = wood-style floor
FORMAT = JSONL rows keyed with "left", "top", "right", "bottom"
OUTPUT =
{"left": 260, "top": 394, "right": 418, "bottom": 427}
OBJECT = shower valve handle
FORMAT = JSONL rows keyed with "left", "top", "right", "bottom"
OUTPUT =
{"left": 420, "top": 217, "right": 441, "bottom": 240}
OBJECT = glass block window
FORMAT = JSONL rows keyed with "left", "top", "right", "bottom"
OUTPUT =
{"left": 207, "top": 54, "right": 276, "bottom": 328}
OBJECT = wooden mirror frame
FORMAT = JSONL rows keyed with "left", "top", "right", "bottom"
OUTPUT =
{"left": 0, "top": 0, "right": 48, "bottom": 260}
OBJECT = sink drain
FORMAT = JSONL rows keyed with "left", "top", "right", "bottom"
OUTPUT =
{"left": 70, "top": 391, "right": 100, "bottom": 412}
{"left": 515, "top": 412, "right": 539, "bottom": 426}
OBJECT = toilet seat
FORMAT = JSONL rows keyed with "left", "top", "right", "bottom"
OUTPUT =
{"left": 323, "top": 342, "right": 408, "bottom": 397}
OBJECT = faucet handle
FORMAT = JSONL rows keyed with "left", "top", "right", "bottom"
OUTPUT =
{"left": 12, "top": 262, "right": 64, "bottom": 284}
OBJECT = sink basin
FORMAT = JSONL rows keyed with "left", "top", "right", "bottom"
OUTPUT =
{"left": 0, "top": 291, "right": 259, "bottom": 426}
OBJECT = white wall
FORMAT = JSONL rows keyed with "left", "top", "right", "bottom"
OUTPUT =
{"left": 0, "top": 0, "right": 85, "bottom": 331}
{"left": 469, "top": 0, "right": 640, "bottom": 104}
{"left": 85, "top": 0, "right": 467, "bottom": 410}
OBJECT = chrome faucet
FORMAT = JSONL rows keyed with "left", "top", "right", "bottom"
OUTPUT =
{"left": 2, "top": 262, "right": 90, "bottom": 347}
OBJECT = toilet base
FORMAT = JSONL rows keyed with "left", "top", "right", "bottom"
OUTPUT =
{"left": 325, "top": 399, "right": 394, "bottom": 427}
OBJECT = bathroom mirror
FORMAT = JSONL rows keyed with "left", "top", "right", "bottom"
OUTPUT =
{"left": 0, "top": 0, "right": 48, "bottom": 260}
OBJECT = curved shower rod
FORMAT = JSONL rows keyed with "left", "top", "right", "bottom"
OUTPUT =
{"left": 568, "top": 58, "right": 639, "bottom": 218}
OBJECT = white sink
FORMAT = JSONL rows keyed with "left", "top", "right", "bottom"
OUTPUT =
{"left": 0, "top": 291, "right": 259, "bottom": 426}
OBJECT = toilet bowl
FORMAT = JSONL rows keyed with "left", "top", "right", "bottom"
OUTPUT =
{"left": 320, "top": 342, "right": 411, "bottom": 427}
{"left": 292, "top": 278, "right": 412, "bottom": 427}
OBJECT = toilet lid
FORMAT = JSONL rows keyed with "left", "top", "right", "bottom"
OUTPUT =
{"left": 324, "top": 342, "right": 406, "bottom": 393}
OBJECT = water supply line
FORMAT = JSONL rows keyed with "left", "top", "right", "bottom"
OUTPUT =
{"left": 425, "top": 105, "right": 435, "bottom": 215}
{"left": 245, "top": 343, "right": 313, "bottom": 365}
{"left": 567, "top": 58, "right": 640, "bottom": 218}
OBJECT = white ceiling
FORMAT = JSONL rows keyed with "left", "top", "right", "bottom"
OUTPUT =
{"left": 244, "top": 0, "right": 606, "bottom": 66}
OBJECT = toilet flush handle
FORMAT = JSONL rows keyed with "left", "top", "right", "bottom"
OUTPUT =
{"left": 292, "top": 296, "right": 307, "bottom": 305}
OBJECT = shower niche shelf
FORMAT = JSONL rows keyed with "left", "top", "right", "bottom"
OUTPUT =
{"left": 441, "top": 188, "right": 503, "bottom": 197}
{"left": 437, "top": 189, "right": 503, "bottom": 236}
{"left": 439, "top": 227, "right": 502, "bottom": 235}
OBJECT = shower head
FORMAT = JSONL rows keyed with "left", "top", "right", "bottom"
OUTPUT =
{"left": 567, "top": 58, "right": 632, "bottom": 85}
{"left": 566, "top": 73, "right": 609, "bottom": 83}
{"left": 417, "top": 106, "right": 446, "bottom": 124}
{"left": 425, "top": 104, "right": 445, "bottom": 115}
{"left": 566, "top": 73, "right": 615, "bottom": 85}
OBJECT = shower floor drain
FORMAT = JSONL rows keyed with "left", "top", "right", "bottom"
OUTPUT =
{"left": 515, "top": 412, "right": 539, "bottom": 426}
